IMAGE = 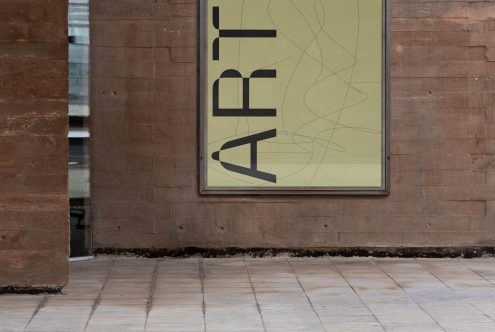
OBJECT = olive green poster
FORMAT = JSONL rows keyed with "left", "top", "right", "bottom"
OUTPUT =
{"left": 201, "top": 0, "right": 387, "bottom": 193}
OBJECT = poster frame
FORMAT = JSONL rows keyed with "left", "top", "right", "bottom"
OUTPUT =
{"left": 199, "top": 0, "right": 390, "bottom": 195}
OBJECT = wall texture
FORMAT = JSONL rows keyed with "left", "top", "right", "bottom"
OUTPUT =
{"left": 0, "top": 1, "right": 69, "bottom": 287}
{"left": 91, "top": 0, "right": 495, "bottom": 249}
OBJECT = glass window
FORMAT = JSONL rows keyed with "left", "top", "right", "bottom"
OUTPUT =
{"left": 68, "top": 0, "right": 91, "bottom": 257}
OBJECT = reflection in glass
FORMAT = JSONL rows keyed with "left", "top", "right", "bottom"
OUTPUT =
{"left": 69, "top": 0, "right": 91, "bottom": 257}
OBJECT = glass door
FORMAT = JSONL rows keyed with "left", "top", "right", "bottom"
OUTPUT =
{"left": 68, "top": 0, "right": 91, "bottom": 257}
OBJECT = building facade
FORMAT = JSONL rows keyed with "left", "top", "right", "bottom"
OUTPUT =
{"left": 1, "top": 0, "right": 495, "bottom": 289}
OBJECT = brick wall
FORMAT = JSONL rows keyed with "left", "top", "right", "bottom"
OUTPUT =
{"left": 91, "top": 0, "right": 495, "bottom": 249}
{"left": 0, "top": 1, "right": 69, "bottom": 287}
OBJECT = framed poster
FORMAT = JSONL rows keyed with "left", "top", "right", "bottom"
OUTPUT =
{"left": 200, "top": 0, "right": 389, "bottom": 194}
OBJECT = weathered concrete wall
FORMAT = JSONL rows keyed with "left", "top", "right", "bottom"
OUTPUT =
{"left": 0, "top": 1, "right": 69, "bottom": 287}
{"left": 91, "top": 0, "right": 495, "bottom": 249}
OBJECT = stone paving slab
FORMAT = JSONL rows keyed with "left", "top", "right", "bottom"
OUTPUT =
{"left": 2, "top": 257, "right": 495, "bottom": 331}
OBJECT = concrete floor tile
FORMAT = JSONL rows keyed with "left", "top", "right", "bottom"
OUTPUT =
{"left": 3, "top": 256, "right": 495, "bottom": 331}
{"left": 384, "top": 324, "right": 444, "bottom": 332}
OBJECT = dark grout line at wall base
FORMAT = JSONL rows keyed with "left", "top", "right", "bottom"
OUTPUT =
{"left": 92, "top": 247, "right": 495, "bottom": 259}
{"left": 0, "top": 286, "right": 63, "bottom": 295}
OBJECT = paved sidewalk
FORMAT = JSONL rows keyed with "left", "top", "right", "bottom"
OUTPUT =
{"left": 2, "top": 257, "right": 495, "bottom": 331}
